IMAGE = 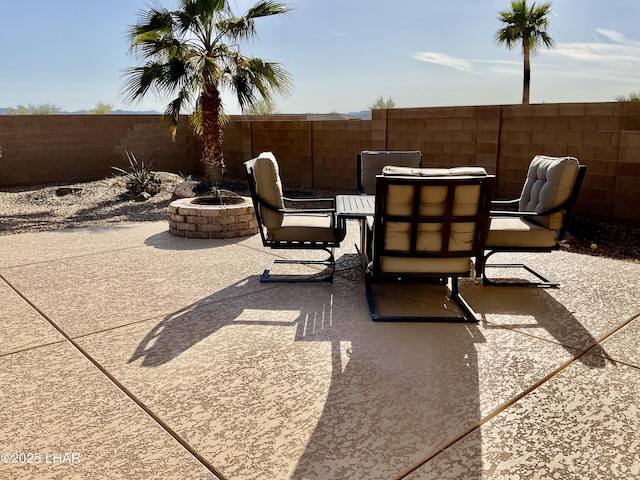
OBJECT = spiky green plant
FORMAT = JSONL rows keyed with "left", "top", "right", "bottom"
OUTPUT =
{"left": 112, "top": 152, "right": 162, "bottom": 196}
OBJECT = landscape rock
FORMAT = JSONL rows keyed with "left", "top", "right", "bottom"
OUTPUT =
{"left": 56, "top": 187, "right": 83, "bottom": 196}
{"left": 134, "top": 191, "right": 152, "bottom": 202}
{"left": 172, "top": 182, "right": 196, "bottom": 199}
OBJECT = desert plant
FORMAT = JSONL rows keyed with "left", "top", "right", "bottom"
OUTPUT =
{"left": 616, "top": 91, "right": 640, "bottom": 102}
{"left": 369, "top": 96, "right": 395, "bottom": 110}
{"left": 121, "top": 0, "right": 293, "bottom": 184}
{"left": 112, "top": 152, "right": 162, "bottom": 196}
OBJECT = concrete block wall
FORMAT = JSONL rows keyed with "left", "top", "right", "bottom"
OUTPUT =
{"left": 497, "top": 103, "right": 621, "bottom": 218}
{"left": 383, "top": 106, "right": 501, "bottom": 172}
{"left": 2, "top": 103, "right": 639, "bottom": 222}
{"left": 617, "top": 102, "right": 640, "bottom": 221}
{"left": 311, "top": 120, "right": 371, "bottom": 191}
{"left": 0, "top": 115, "right": 202, "bottom": 187}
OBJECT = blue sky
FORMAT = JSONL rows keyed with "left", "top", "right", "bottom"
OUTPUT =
{"left": 1, "top": 0, "right": 638, "bottom": 114}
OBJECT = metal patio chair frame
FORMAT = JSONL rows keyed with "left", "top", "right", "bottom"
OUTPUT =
{"left": 244, "top": 154, "right": 346, "bottom": 283}
{"left": 482, "top": 159, "right": 587, "bottom": 287}
{"left": 365, "top": 171, "right": 495, "bottom": 322}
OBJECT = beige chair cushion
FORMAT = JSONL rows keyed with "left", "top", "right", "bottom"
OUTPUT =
{"left": 267, "top": 214, "right": 343, "bottom": 243}
{"left": 384, "top": 220, "right": 478, "bottom": 252}
{"left": 252, "top": 152, "right": 284, "bottom": 229}
{"left": 486, "top": 217, "right": 558, "bottom": 248}
{"left": 380, "top": 168, "right": 485, "bottom": 257}
{"left": 360, "top": 151, "right": 422, "bottom": 194}
{"left": 518, "top": 155, "right": 579, "bottom": 230}
{"left": 381, "top": 256, "right": 473, "bottom": 274}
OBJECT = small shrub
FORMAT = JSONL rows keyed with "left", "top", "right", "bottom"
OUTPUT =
{"left": 112, "top": 152, "right": 162, "bottom": 196}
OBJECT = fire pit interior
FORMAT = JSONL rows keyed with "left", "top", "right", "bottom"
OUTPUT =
{"left": 191, "top": 189, "right": 246, "bottom": 205}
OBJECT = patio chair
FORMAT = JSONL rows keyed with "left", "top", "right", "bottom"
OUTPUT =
{"left": 365, "top": 166, "right": 495, "bottom": 322}
{"left": 244, "top": 152, "right": 346, "bottom": 283}
{"left": 357, "top": 150, "right": 423, "bottom": 194}
{"left": 482, "top": 155, "right": 587, "bottom": 287}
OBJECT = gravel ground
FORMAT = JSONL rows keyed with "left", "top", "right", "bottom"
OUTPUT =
{"left": 1, "top": 173, "right": 638, "bottom": 263}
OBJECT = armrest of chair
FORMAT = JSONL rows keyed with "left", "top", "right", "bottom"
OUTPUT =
{"left": 490, "top": 202, "right": 569, "bottom": 218}
{"left": 283, "top": 196, "right": 335, "bottom": 204}
{"left": 490, "top": 198, "right": 519, "bottom": 210}
{"left": 283, "top": 196, "right": 337, "bottom": 213}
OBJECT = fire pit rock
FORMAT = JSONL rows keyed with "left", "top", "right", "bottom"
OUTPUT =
{"left": 168, "top": 192, "right": 259, "bottom": 239}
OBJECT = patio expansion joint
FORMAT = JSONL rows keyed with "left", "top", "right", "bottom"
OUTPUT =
{"left": 401, "top": 310, "right": 640, "bottom": 478}
{"left": 0, "top": 271, "right": 227, "bottom": 480}
{"left": 0, "top": 244, "right": 147, "bottom": 270}
{"left": 399, "top": 349, "right": 593, "bottom": 479}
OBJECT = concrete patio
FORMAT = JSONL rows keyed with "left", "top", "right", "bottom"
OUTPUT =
{"left": 1, "top": 220, "right": 639, "bottom": 479}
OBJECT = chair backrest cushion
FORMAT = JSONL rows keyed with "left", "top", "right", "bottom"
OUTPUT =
{"left": 359, "top": 151, "right": 422, "bottom": 194}
{"left": 252, "top": 152, "right": 284, "bottom": 229}
{"left": 373, "top": 169, "right": 493, "bottom": 275}
{"left": 519, "top": 155, "right": 580, "bottom": 230}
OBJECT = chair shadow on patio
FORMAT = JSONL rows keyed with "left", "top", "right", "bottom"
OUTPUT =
{"left": 124, "top": 257, "right": 486, "bottom": 477}
{"left": 461, "top": 281, "right": 613, "bottom": 368}
{"left": 134, "top": 232, "right": 610, "bottom": 478}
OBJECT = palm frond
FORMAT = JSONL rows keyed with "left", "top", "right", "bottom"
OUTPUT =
{"left": 224, "top": 55, "right": 292, "bottom": 111}
{"left": 245, "top": 1, "right": 292, "bottom": 19}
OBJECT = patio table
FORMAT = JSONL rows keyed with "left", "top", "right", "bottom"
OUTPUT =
{"left": 335, "top": 194, "right": 375, "bottom": 267}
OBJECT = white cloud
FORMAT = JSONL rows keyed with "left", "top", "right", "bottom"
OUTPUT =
{"left": 594, "top": 28, "right": 633, "bottom": 45}
{"left": 539, "top": 29, "right": 640, "bottom": 81}
{"left": 411, "top": 52, "right": 473, "bottom": 72}
{"left": 413, "top": 29, "right": 640, "bottom": 88}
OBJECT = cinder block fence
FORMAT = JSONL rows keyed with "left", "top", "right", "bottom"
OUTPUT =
{"left": 1, "top": 102, "right": 639, "bottom": 221}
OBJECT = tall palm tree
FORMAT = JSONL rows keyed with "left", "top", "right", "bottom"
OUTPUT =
{"left": 495, "top": 0, "right": 554, "bottom": 104}
{"left": 122, "top": 0, "right": 293, "bottom": 182}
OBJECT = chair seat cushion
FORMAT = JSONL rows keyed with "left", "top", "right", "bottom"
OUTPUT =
{"left": 486, "top": 217, "right": 558, "bottom": 248}
{"left": 267, "top": 214, "right": 345, "bottom": 243}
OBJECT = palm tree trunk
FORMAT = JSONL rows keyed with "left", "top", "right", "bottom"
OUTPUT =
{"left": 522, "top": 42, "right": 531, "bottom": 104}
{"left": 200, "top": 82, "right": 226, "bottom": 183}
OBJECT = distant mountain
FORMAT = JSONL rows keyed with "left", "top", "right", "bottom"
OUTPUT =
{"left": 0, "top": 107, "right": 161, "bottom": 115}
{"left": 345, "top": 110, "right": 370, "bottom": 120}
{"left": 111, "top": 109, "right": 162, "bottom": 115}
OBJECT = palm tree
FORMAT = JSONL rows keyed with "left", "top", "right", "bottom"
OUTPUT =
{"left": 495, "top": 0, "right": 554, "bottom": 104}
{"left": 122, "top": 0, "right": 293, "bottom": 182}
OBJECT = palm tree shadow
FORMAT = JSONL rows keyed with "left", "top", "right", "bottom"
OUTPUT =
{"left": 128, "top": 263, "right": 614, "bottom": 478}
{"left": 128, "top": 273, "right": 487, "bottom": 478}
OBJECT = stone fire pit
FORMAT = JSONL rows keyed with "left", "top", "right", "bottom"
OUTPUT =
{"left": 168, "top": 190, "right": 259, "bottom": 239}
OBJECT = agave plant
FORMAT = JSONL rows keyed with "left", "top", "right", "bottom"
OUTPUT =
{"left": 112, "top": 152, "right": 162, "bottom": 197}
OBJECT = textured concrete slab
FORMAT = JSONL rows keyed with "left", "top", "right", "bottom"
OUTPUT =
{"left": 406, "top": 354, "right": 640, "bottom": 479}
{"left": 0, "top": 277, "right": 64, "bottom": 355}
{"left": 595, "top": 315, "right": 640, "bottom": 368}
{"left": 0, "top": 342, "right": 220, "bottom": 479}
{"left": 0, "top": 223, "right": 169, "bottom": 268}
{"left": 465, "top": 251, "right": 640, "bottom": 351}
{"left": 0, "top": 237, "right": 277, "bottom": 338}
{"left": 1, "top": 221, "right": 638, "bottom": 479}
{"left": 74, "top": 279, "right": 576, "bottom": 480}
